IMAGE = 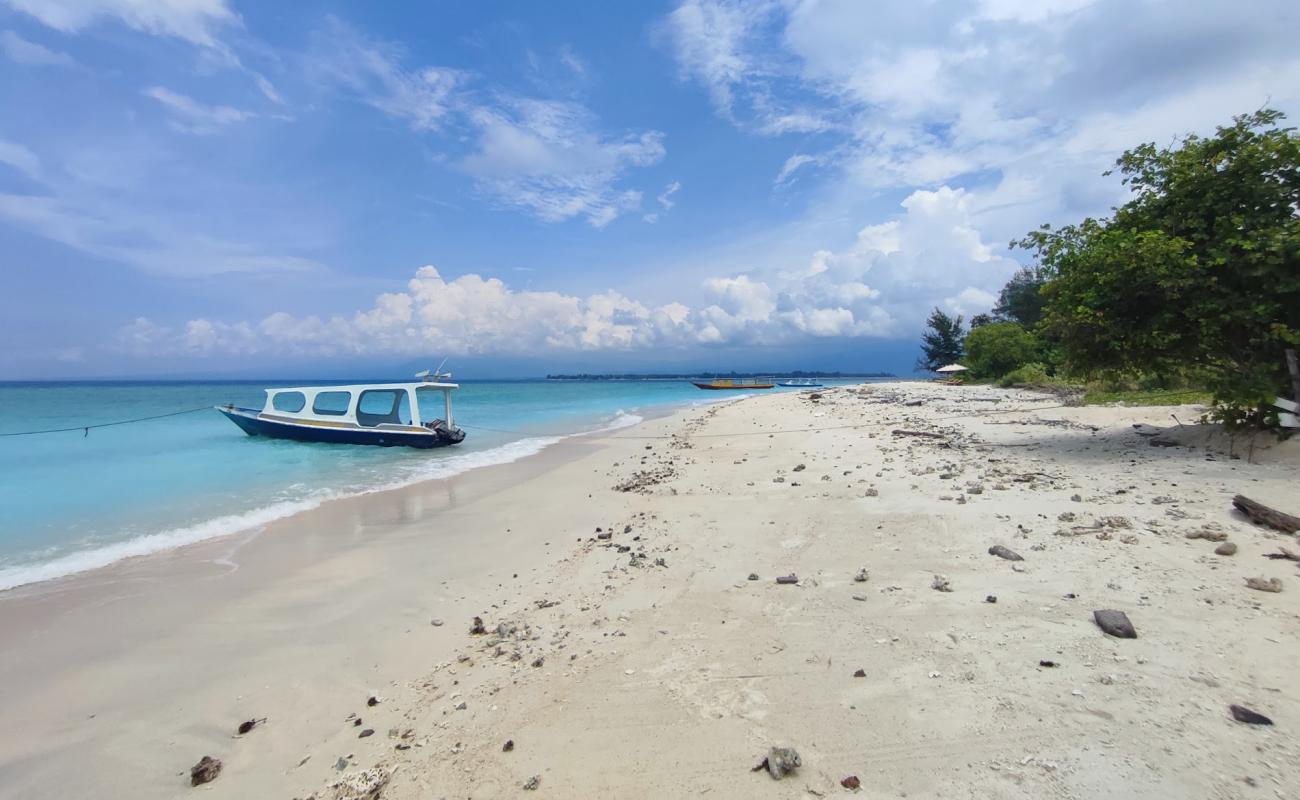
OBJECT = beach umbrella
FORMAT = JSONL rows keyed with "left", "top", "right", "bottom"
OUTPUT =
{"left": 935, "top": 364, "right": 968, "bottom": 373}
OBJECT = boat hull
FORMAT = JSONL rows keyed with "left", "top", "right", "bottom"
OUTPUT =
{"left": 692, "top": 382, "right": 774, "bottom": 390}
{"left": 217, "top": 407, "right": 463, "bottom": 449}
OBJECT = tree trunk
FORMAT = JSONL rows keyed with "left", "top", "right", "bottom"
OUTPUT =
{"left": 1232, "top": 495, "right": 1300, "bottom": 534}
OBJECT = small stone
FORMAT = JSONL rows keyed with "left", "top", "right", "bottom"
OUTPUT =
{"left": 367, "top": 696, "right": 380, "bottom": 707}
{"left": 1215, "top": 542, "right": 1237, "bottom": 556}
{"left": 430, "top": 618, "right": 444, "bottom": 627}
{"left": 596, "top": 531, "right": 612, "bottom": 540}
{"left": 756, "top": 746, "right": 801, "bottom": 780}
{"left": 359, "top": 728, "right": 375, "bottom": 738}
{"left": 985, "top": 595, "right": 997, "bottom": 603}
{"left": 236, "top": 718, "right": 259, "bottom": 735}
{"left": 747, "top": 573, "right": 760, "bottom": 581}
{"left": 189, "top": 756, "right": 222, "bottom": 786}
{"left": 1229, "top": 704, "right": 1274, "bottom": 725}
{"left": 853, "top": 568, "right": 868, "bottom": 582}
{"left": 1094, "top": 609, "right": 1137, "bottom": 639}
{"left": 988, "top": 545, "right": 1023, "bottom": 561}
{"left": 531, "top": 657, "right": 544, "bottom": 668}
{"left": 503, "top": 739, "right": 515, "bottom": 752}
{"left": 455, "top": 701, "right": 467, "bottom": 711}
{"left": 334, "top": 757, "right": 349, "bottom": 771}
{"left": 775, "top": 574, "right": 799, "bottom": 585}
{"left": 1039, "top": 660, "right": 1058, "bottom": 668}
{"left": 523, "top": 775, "right": 541, "bottom": 790}
{"left": 1186, "top": 528, "right": 1228, "bottom": 542}
{"left": 1071, "top": 494, "right": 1082, "bottom": 502}
{"left": 1245, "top": 577, "right": 1283, "bottom": 593}
{"left": 852, "top": 594, "right": 868, "bottom": 601}
{"left": 793, "top": 464, "right": 806, "bottom": 472}
{"left": 931, "top": 574, "right": 952, "bottom": 592}
{"left": 470, "top": 616, "right": 487, "bottom": 635}
{"left": 841, "top": 775, "right": 861, "bottom": 790}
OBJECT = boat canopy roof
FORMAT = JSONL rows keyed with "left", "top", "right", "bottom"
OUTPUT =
{"left": 265, "top": 381, "right": 458, "bottom": 394}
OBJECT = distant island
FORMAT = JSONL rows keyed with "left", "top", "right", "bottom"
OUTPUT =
{"left": 545, "top": 371, "right": 895, "bottom": 381}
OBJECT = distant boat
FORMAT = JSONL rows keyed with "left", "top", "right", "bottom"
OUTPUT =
{"left": 691, "top": 377, "right": 775, "bottom": 390}
{"left": 777, "top": 379, "right": 824, "bottom": 388}
{"left": 217, "top": 373, "right": 465, "bottom": 449}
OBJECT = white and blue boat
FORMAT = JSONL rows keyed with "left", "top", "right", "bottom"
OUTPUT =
{"left": 777, "top": 378, "right": 824, "bottom": 388}
{"left": 217, "top": 372, "right": 465, "bottom": 449}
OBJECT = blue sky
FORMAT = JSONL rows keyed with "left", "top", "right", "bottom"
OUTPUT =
{"left": 1, "top": 0, "right": 1296, "bottom": 378}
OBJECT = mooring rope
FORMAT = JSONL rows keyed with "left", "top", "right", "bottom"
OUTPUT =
{"left": 0, "top": 406, "right": 213, "bottom": 438}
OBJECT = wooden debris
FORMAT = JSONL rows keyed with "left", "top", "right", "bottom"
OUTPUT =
{"left": 891, "top": 429, "right": 945, "bottom": 439}
{"left": 1232, "top": 495, "right": 1300, "bottom": 534}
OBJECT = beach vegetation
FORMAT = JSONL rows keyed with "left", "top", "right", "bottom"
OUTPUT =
{"left": 917, "top": 308, "right": 966, "bottom": 372}
{"left": 964, "top": 322, "right": 1041, "bottom": 380}
{"left": 1014, "top": 109, "right": 1300, "bottom": 428}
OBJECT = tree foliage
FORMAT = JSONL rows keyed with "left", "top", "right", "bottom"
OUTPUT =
{"left": 917, "top": 308, "right": 965, "bottom": 372}
{"left": 964, "top": 322, "right": 1041, "bottom": 380}
{"left": 1015, "top": 109, "right": 1300, "bottom": 424}
{"left": 992, "top": 266, "right": 1049, "bottom": 329}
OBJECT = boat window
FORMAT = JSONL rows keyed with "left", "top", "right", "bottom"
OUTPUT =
{"left": 357, "top": 389, "right": 409, "bottom": 427}
{"left": 416, "top": 386, "right": 448, "bottom": 423}
{"left": 312, "top": 391, "right": 352, "bottom": 416}
{"left": 271, "top": 391, "right": 306, "bottom": 413}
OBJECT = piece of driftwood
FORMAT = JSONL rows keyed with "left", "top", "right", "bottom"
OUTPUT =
{"left": 891, "top": 429, "right": 945, "bottom": 439}
{"left": 1232, "top": 495, "right": 1300, "bottom": 534}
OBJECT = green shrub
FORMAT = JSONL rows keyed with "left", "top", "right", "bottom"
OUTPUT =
{"left": 964, "top": 322, "right": 1041, "bottom": 380}
{"left": 998, "top": 363, "right": 1051, "bottom": 387}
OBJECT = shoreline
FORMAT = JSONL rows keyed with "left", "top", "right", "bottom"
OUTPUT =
{"left": 0, "top": 396, "right": 695, "bottom": 595}
{"left": 3, "top": 384, "right": 1299, "bottom": 798}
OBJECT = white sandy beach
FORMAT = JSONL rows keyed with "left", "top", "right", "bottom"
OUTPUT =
{"left": 2, "top": 383, "right": 1299, "bottom": 799}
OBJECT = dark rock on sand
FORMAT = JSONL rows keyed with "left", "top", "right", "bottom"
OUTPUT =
{"left": 853, "top": 668, "right": 866, "bottom": 678}
{"left": 1094, "top": 609, "right": 1137, "bottom": 639}
{"left": 748, "top": 573, "right": 760, "bottom": 581}
{"left": 1230, "top": 705, "right": 1274, "bottom": 725}
{"left": 470, "top": 616, "right": 487, "bottom": 635}
{"left": 775, "top": 574, "right": 799, "bottom": 585}
{"left": 190, "top": 755, "right": 222, "bottom": 786}
{"left": 985, "top": 595, "right": 997, "bottom": 603}
{"left": 841, "top": 775, "right": 861, "bottom": 790}
{"left": 988, "top": 545, "right": 1023, "bottom": 561}
{"left": 752, "top": 746, "right": 801, "bottom": 779}
{"left": 367, "top": 696, "right": 379, "bottom": 707}
{"left": 503, "top": 739, "right": 515, "bottom": 752}
{"left": 359, "top": 728, "right": 375, "bottom": 738}
{"left": 523, "top": 775, "right": 541, "bottom": 790}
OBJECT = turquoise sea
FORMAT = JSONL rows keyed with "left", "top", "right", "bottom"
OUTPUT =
{"left": 0, "top": 379, "right": 859, "bottom": 591}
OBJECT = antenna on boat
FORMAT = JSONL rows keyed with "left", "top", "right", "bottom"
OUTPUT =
{"left": 416, "top": 357, "right": 452, "bottom": 382}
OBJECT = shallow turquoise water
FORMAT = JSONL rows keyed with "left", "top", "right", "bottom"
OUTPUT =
{"left": 0, "top": 379, "right": 857, "bottom": 589}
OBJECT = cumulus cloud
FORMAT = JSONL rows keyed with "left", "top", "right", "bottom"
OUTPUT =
{"left": 2, "top": 0, "right": 238, "bottom": 47}
{"left": 117, "top": 185, "right": 1014, "bottom": 358}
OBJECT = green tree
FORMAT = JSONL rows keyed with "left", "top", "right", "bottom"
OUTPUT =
{"left": 917, "top": 308, "right": 965, "bottom": 372}
{"left": 964, "top": 322, "right": 1041, "bottom": 380}
{"left": 992, "top": 266, "right": 1048, "bottom": 328}
{"left": 1016, "top": 109, "right": 1300, "bottom": 424}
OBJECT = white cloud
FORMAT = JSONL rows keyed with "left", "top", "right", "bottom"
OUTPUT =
{"left": 143, "top": 87, "right": 254, "bottom": 134}
{"left": 461, "top": 98, "right": 665, "bottom": 227}
{"left": 122, "top": 184, "right": 1016, "bottom": 358}
{"left": 1, "top": 29, "right": 74, "bottom": 65}
{"left": 308, "top": 17, "right": 463, "bottom": 132}
{"left": 663, "top": 0, "right": 1300, "bottom": 230}
{"left": 0, "top": 139, "right": 41, "bottom": 179}
{"left": 2, "top": 0, "right": 238, "bottom": 47}
{"left": 0, "top": 192, "right": 323, "bottom": 276}
{"left": 657, "top": 180, "right": 681, "bottom": 210}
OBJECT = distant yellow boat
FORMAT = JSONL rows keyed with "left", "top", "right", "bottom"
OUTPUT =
{"left": 691, "top": 378, "right": 775, "bottom": 390}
